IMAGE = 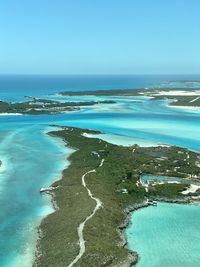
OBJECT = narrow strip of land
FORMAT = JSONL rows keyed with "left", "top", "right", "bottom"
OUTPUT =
{"left": 68, "top": 159, "right": 104, "bottom": 267}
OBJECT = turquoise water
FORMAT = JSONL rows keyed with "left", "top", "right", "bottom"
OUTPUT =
{"left": 1, "top": 74, "right": 200, "bottom": 102}
{"left": 0, "top": 124, "right": 74, "bottom": 266}
{"left": 126, "top": 203, "right": 200, "bottom": 267}
{"left": 0, "top": 75, "right": 200, "bottom": 266}
{"left": 141, "top": 175, "right": 186, "bottom": 183}
{"left": 0, "top": 74, "right": 165, "bottom": 102}
{"left": 141, "top": 175, "right": 200, "bottom": 187}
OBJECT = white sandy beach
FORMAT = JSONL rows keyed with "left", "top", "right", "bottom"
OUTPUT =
{"left": 168, "top": 105, "right": 200, "bottom": 111}
{"left": 182, "top": 184, "right": 200, "bottom": 195}
{"left": 0, "top": 113, "right": 23, "bottom": 116}
{"left": 82, "top": 132, "right": 160, "bottom": 147}
{"left": 149, "top": 90, "right": 200, "bottom": 96}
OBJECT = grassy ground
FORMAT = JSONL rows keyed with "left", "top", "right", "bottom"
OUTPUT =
{"left": 34, "top": 127, "right": 200, "bottom": 267}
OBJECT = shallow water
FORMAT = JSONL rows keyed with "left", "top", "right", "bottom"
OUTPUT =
{"left": 141, "top": 175, "right": 186, "bottom": 183}
{"left": 126, "top": 203, "right": 200, "bottom": 267}
{"left": 83, "top": 132, "right": 159, "bottom": 147}
{"left": 0, "top": 124, "right": 73, "bottom": 266}
{"left": 0, "top": 75, "right": 200, "bottom": 266}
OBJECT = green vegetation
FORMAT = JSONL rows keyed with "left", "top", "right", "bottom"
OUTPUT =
{"left": 34, "top": 127, "right": 200, "bottom": 267}
{"left": 134, "top": 146, "right": 200, "bottom": 178}
{"left": 58, "top": 88, "right": 200, "bottom": 107}
{"left": 167, "top": 95, "right": 200, "bottom": 107}
{"left": 59, "top": 88, "right": 200, "bottom": 96}
{"left": 59, "top": 89, "right": 144, "bottom": 96}
{"left": 148, "top": 183, "right": 187, "bottom": 199}
{"left": 0, "top": 99, "right": 115, "bottom": 115}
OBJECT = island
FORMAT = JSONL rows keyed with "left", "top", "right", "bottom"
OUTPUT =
{"left": 34, "top": 126, "right": 200, "bottom": 267}
{"left": 58, "top": 88, "right": 200, "bottom": 108}
{"left": 1, "top": 86, "right": 200, "bottom": 116}
{"left": 0, "top": 98, "right": 115, "bottom": 115}
{"left": 1, "top": 88, "right": 200, "bottom": 266}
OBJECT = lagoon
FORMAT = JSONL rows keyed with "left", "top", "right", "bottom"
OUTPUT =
{"left": 126, "top": 202, "right": 200, "bottom": 267}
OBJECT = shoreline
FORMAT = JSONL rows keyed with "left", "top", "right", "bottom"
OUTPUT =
{"left": 57, "top": 88, "right": 200, "bottom": 109}
{"left": 120, "top": 194, "right": 200, "bottom": 266}
{"left": 34, "top": 126, "right": 200, "bottom": 267}
{"left": 168, "top": 104, "right": 200, "bottom": 111}
{"left": 1, "top": 88, "right": 200, "bottom": 117}
{"left": 0, "top": 112, "right": 23, "bottom": 116}
{"left": 35, "top": 127, "right": 139, "bottom": 267}
{"left": 34, "top": 127, "right": 76, "bottom": 266}
{"left": 34, "top": 127, "right": 144, "bottom": 266}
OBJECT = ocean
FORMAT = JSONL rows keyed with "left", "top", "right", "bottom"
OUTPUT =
{"left": 1, "top": 74, "right": 200, "bottom": 102}
{"left": 0, "top": 74, "right": 200, "bottom": 267}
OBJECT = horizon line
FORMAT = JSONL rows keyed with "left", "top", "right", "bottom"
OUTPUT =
{"left": 0, "top": 73, "right": 200, "bottom": 76}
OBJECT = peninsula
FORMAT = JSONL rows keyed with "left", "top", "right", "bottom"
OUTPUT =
{"left": 34, "top": 126, "right": 200, "bottom": 267}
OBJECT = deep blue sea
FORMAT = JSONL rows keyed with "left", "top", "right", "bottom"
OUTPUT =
{"left": 1, "top": 74, "right": 200, "bottom": 102}
{"left": 0, "top": 74, "right": 200, "bottom": 267}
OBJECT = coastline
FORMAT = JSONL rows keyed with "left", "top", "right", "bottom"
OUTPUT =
{"left": 119, "top": 191, "right": 200, "bottom": 263}
{"left": 0, "top": 112, "right": 23, "bottom": 116}
{"left": 35, "top": 127, "right": 138, "bottom": 267}
{"left": 33, "top": 127, "right": 75, "bottom": 267}
{"left": 1, "top": 87, "right": 200, "bottom": 117}
{"left": 34, "top": 127, "right": 145, "bottom": 267}
{"left": 34, "top": 126, "right": 200, "bottom": 267}
{"left": 168, "top": 104, "right": 200, "bottom": 111}
{"left": 125, "top": 200, "right": 200, "bottom": 267}
{"left": 1, "top": 78, "right": 200, "bottom": 267}
{"left": 57, "top": 88, "right": 200, "bottom": 110}
{"left": 120, "top": 195, "right": 200, "bottom": 266}
{"left": 0, "top": 124, "right": 75, "bottom": 267}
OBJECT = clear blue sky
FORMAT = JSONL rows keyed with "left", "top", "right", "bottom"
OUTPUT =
{"left": 0, "top": 0, "right": 199, "bottom": 74}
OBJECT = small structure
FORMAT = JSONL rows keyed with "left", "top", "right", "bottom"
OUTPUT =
{"left": 91, "top": 151, "right": 100, "bottom": 157}
{"left": 147, "top": 200, "right": 157, "bottom": 206}
{"left": 40, "top": 187, "right": 54, "bottom": 193}
{"left": 116, "top": 188, "right": 128, "bottom": 194}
